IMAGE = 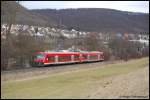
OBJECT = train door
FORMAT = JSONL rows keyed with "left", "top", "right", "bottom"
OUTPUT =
{"left": 71, "top": 55, "right": 74, "bottom": 62}
{"left": 98, "top": 53, "right": 100, "bottom": 61}
{"left": 55, "top": 55, "right": 58, "bottom": 63}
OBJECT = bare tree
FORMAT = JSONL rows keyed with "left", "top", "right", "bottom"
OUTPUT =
{"left": 1, "top": 1, "right": 19, "bottom": 69}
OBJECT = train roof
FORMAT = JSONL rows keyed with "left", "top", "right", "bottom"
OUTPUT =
{"left": 34, "top": 50, "right": 103, "bottom": 55}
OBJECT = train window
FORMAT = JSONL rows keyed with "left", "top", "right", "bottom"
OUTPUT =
{"left": 58, "top": 56, "right": 71, "bottom": 61}
{"left": 47, "top": 56, "right": 55, "bottom": 61}
{"left": 74, "top": 55, "right": 79, "bottom": 59}
{"left": 90, "top": 55, "right": 97, "bottom": 59}
{"left": 83, "top": 55, "right": 87, "bottom": 59}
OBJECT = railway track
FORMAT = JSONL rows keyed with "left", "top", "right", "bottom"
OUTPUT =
{"left": 1, "top": 60, "right": 123, "bottom": 82}
{"left": 1, "top": 61, "right": 101, "bottom": 74}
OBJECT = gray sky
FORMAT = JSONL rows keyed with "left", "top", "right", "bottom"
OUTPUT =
{"left": 20, "top": 1, "right": 149, "bottom": 13}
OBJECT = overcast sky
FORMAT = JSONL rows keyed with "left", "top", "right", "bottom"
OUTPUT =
{"left": 20, "top": 1, "right": 149, "bottom": 13}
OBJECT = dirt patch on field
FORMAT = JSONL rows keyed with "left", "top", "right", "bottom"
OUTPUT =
{"left": 88, "top": 66, "right": 149, "bottom": 99}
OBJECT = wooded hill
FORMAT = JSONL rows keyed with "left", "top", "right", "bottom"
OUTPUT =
{"left": 1, "top": 1, "right": 57, "bottom": 27}
{"left": 32, "top": 8, "right": 149, "bottom": 33}
{"left": 1, "top": 1, "right": 149, "bottom": 33}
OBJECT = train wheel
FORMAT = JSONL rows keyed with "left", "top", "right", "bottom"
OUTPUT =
{"left": 38, "top": 62, "right": 44, "bottom": 67}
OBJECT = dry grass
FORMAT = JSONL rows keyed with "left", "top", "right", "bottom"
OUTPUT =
{"left": 1, "top": 57, "right": 149, "bottom": 99}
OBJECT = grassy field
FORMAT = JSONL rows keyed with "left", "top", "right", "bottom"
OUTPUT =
{"left": 1, "top": 57, "right": 149, "bottom": 99}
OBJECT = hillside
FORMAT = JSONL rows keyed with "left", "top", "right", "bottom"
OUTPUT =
{"left": 1, "top": 1, "right": 57, "bottom": 27}
{"left": 32, "top": 8, "right": 149, "bottom": 33}
{"left": 1, "top": 1, "right": 149, "bottom": 33}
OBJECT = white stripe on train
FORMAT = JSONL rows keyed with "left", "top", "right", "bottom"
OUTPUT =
{"left": 44, "top": 59, "right": 102, "bottom": 65}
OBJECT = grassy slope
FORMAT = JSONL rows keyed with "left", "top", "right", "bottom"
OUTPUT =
{"left": 1, "top": 57, "right": 149, "bottom": 99}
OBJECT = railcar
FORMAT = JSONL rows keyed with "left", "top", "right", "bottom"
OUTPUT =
{"left": 30, "top": 50, "right": 104, "bottom": 67}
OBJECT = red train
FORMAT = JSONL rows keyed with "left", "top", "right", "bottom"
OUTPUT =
{"left": 30, "top": 50, "right": 104, "bottom": 67}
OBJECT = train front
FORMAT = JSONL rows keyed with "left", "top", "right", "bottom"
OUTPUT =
{"left": 30, "top": 52, "right": 46, "bottom": 67}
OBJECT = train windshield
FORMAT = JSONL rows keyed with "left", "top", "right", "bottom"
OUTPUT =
{"left": 33, "top": 54, "right": 45, "bottom": 60}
